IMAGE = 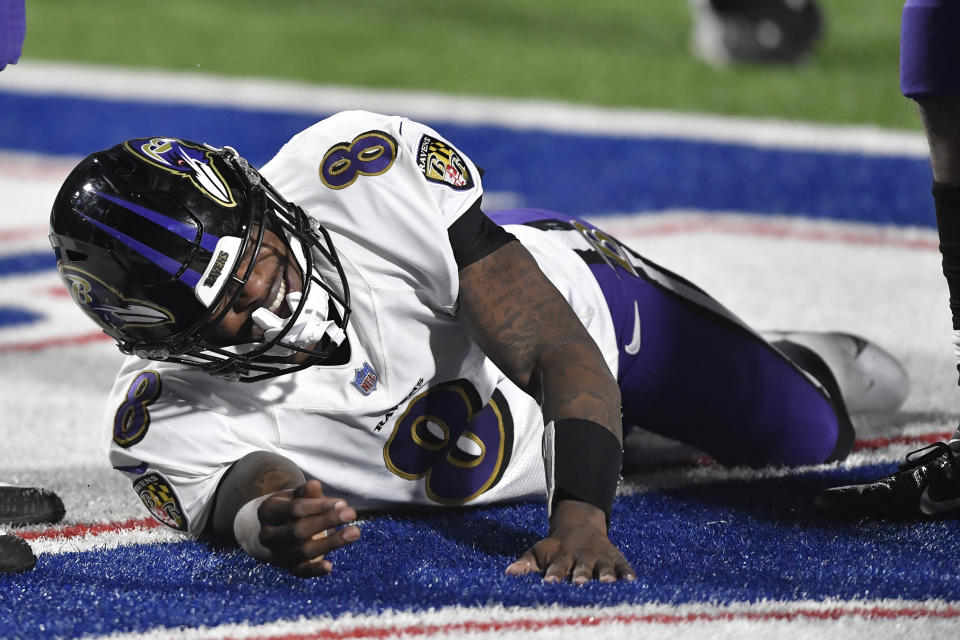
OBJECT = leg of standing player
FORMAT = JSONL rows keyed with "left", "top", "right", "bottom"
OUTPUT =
{"left": 0, "top": 1, "right": 40, "bottom": 575}
{"left": 902, "top": 0, "right": 960, "bottom": 372}
{"left": 0, "top": 0, "right": 26, "bottom": 71}
{"left": 816, "top": 0, "right": 960, "bottom": 517}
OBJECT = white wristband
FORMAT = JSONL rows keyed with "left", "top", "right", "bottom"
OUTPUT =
{"left": 232, "top": 491, "right": 282, "bottom": 563}
{"left": 542, "top": 420, "right": 556, "bottom": 519}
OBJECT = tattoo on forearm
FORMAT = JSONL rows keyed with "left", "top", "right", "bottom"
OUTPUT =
{"left": 459, "top": 242, "right": 622, "bottom": 441}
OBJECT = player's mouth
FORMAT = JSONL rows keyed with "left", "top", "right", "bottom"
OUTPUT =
{"left": 263, "top": 258, "right": 303, "bottom": 320}
{"left": 265, "top": 274, "right": 287, "bottom": 315}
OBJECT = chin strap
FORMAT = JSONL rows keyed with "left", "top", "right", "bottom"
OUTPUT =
{"left": 252, "top": 289, "right": 346, "bottom": 357}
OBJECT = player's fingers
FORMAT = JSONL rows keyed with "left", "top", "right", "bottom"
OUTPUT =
{"left": 505, "top": 549, "right": 541, "bottom": 576}
{"left": 279, "top": 524, "right": 359, "bottom": 570}
{"left": 595, "top": 558, "right": 617, "bottom": 583}
{"left": 259, "top": 494, "right": 342, "bottom": 525}
{"left": 571, "top": 559, "right": 596, "bottom": 585}
{"left": 290, "top": 504, "right": 356, "bottom": 540}
{"left": 292, "top": 479, "right": 325, "bottom": 500}
{"left": 299, "top": 524, "right": 361, "bottom": 559}
{"left": 289, "top": 497, "right": 352, "bottom": 520}
{"left": 260, "top": 504, "right": 353, "bottom": 550}
{"left": 264, "top": 506, "right": 360, "bottom": 564}
{"left": 542, "top": 552, "right": 574, "bottom": 584}
{"left": 616, "top": 559, "right": 637, "bottom": 582}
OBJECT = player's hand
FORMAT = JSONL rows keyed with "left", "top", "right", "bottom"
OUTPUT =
{"left": 256, "top": 479, "right": 360, "bottom": 577}
{"left": 505, "top": 499, "right": 635, "bottom": 584}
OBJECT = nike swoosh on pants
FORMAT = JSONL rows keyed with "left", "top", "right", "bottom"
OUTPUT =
{"left": 625, "top": 300, "right": 641, "bottom": 355}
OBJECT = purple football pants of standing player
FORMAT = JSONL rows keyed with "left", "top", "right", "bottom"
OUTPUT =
{"left": 900, "top": 0, "right": 960, "bottom": 99}
{"left": 490, "top": 209, "right": 853, "bottom": 467}
{"left": 1, "top": 0, "right": 26, "bottom": 71}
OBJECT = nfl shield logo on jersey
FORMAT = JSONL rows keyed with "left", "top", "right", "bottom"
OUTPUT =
{"left": 351, "top": 362, "right": 379, "bottom": 395}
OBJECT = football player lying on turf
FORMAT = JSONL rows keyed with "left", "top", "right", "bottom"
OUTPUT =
{"left": 49, "top": 111, "right": 908, "bottom": 581}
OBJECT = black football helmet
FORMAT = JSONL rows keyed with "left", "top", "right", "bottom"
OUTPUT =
{"left": 691, "top": 0, "right": 824, "bottom": 66}
{"left": 49, "top": 137, "right": 351, "bottom": 382}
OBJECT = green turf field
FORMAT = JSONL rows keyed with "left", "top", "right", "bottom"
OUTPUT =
{"left": 21, "top": 0, "right": 917, "bottom": 129}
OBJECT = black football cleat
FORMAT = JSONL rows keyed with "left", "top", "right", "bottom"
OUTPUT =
{"left": 0, "top": 534, "right": 36, "bottom": 573}
{"left": 816, "top": 441, "right": 960, "bottom": 517}
{"left": 0, "top": 485, "right": 66, "bottom": 526}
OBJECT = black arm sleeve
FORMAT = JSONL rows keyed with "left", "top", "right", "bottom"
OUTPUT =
{"left": 447, "top": 198, "right": 517, "bottom": 270}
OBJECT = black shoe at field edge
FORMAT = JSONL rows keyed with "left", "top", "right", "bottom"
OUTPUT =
{"left": 0, "top": 486, "right": 66, "bottom": 526}
{"left": 0, "top": 533, "right": 36, "bottom": 573}
{"left": 815, "top": 440, "right": 960, "bottom": 518}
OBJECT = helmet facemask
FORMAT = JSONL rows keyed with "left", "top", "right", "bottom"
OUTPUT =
{"left": 150, "top": 146, "right": 352, "bottom": 382}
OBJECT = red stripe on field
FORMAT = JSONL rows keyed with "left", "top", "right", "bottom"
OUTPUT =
{"left": 853, "top": 431, "right": 954, "bottom": 452}
{"left": 0, "top": 226, "right": 49, "bottom": 243}
{"left": 18, "top": 517, "right": 162, "bottom": 541}
{"left": 0, "top": 331, "right": 111, "bottom": 353}
{"left": 229, "top": 603, "right": 960, "bottom": 640}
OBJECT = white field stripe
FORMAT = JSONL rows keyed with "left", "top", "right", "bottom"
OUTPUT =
{"left": 29, "top": 526, "right": 186, "bottom": 556}
{"left": 2, "top": 60, "right": 928, "bottom": 157}
{"left": 82, "top": 599, "right": 960, "bottom": 640}
{"left": 588, "top": 210, "right": 940, "bottom": 250}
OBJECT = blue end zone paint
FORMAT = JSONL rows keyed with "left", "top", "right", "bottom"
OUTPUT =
{"left": 0, "top": 251, "right": 55, "bottom": 277}
{"left": 0, "top": 92, "right": 310, "bottom": 167}
{"left": 0, "top": 307, "right": 42, "bottom": 327}
{"left": 0, "top": 90, "right": 936, "bottom": 227}
{"left": 2, "top": 464, "right": 956, "bottom": 637}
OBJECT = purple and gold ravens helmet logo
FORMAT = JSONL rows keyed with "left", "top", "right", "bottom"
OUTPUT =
{"left": 58, "top": 264, "right": 174, "bottom": 331}
{"left": 123, "top": 137, "right": 237, "bottom": 207}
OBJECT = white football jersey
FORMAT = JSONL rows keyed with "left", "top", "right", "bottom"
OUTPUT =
{"left": 104, "top": 111, "right": 618, "bottom": 534}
